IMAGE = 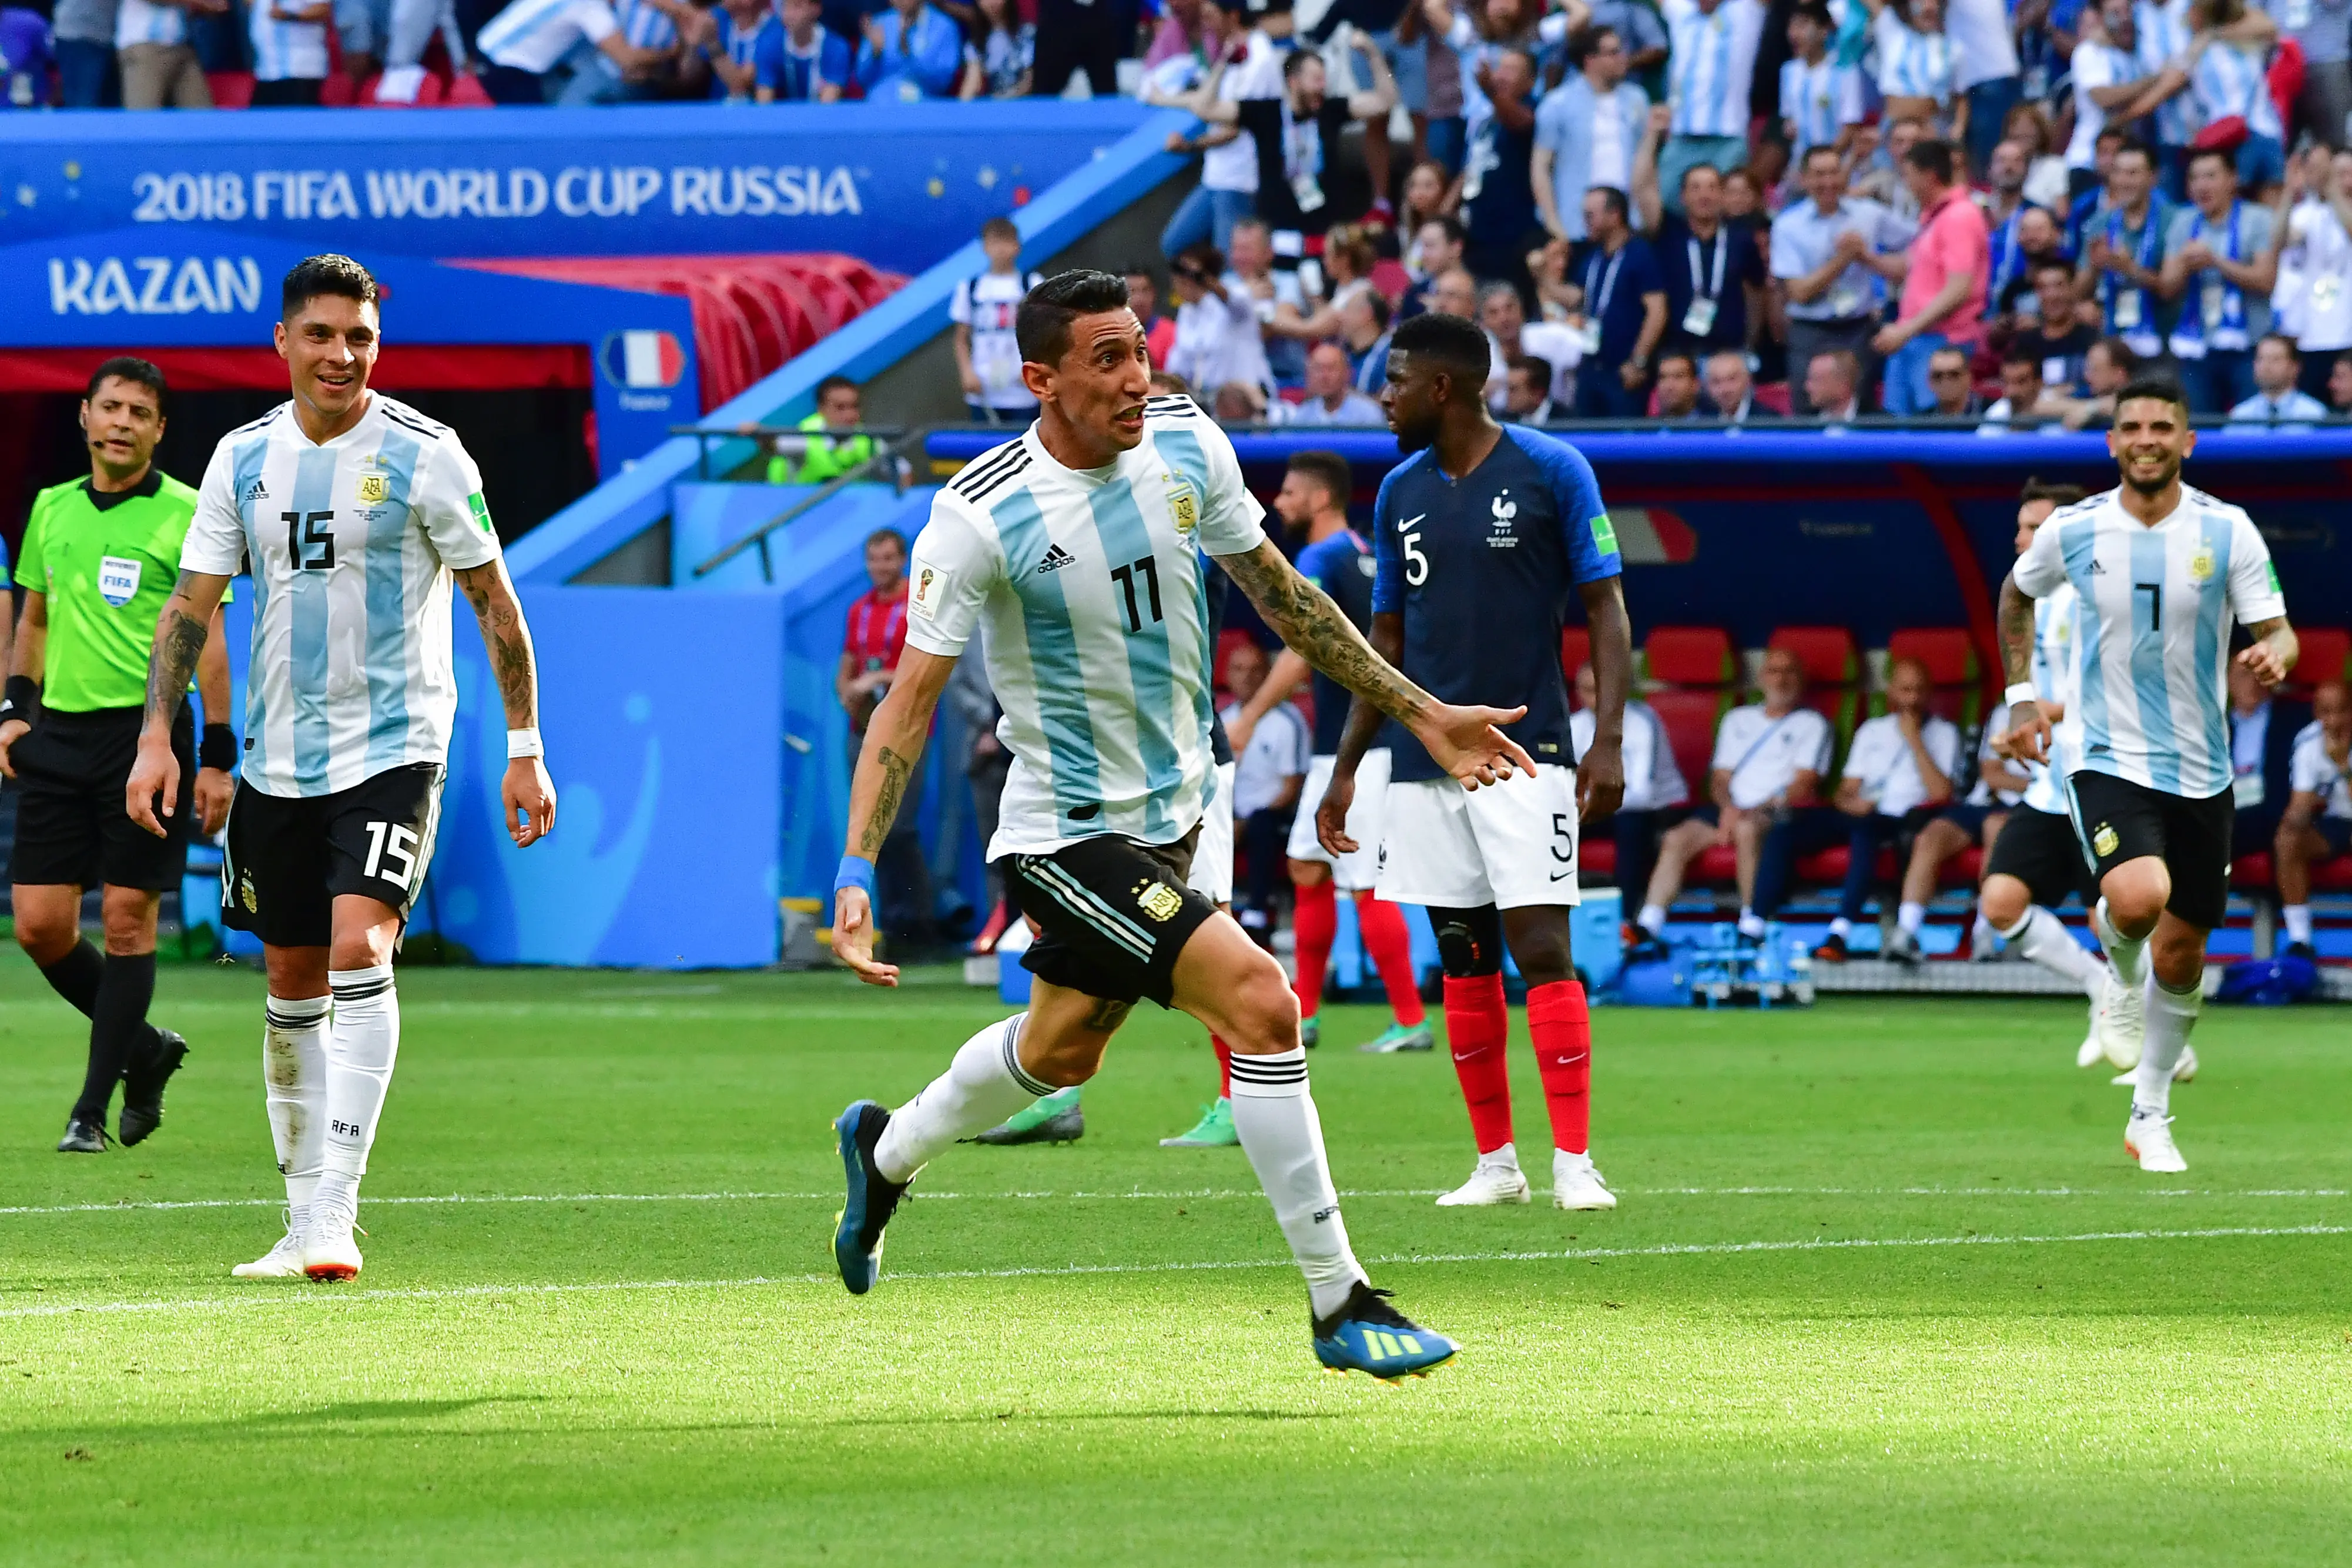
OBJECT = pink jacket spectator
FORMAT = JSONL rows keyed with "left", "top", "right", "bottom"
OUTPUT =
{"left": 1900, "top": 188, "right": 1991, "bottom": 346}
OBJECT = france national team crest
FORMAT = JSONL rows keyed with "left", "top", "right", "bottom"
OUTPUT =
{"left": 1489, "top": 490, "right": 1517, "bottom": 548}
{"left": 96, "top": 554, "right": 141, "bottom": 608}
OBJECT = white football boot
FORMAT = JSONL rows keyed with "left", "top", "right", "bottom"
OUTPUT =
{"left": 1553, "top": 1150, "right": 1619, "bottom": 1211}
{"left": 303, "top": 1201, "right": 364, "bottom": 1281}
{"left": 232, "top": 1215, "right": 309, "bottom": 1279}
{"left": 1435, "top": 1156, "right": 1531, "bottom": 1207}
{"left": 2113, "top": 1046, "right": 2197, "bottom": 1087}
{"left": 2075, "top": 986, "right": 2105, "bottom": 1068}
{"left": 2125, "top": 1108, "right": 2188, "bottom": 1173}
{"left": 2096, "top": 973, "right": 2145, "bottom": 1071}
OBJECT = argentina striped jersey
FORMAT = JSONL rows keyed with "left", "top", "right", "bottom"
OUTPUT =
{"left": 181, "top": 394, "right": 502, "bottom": 799}
{"left": 902, "top": 399, "right": 1268, "bottom": 857}
{"left": 2014, "top": 487, "right": 2286, "bottom": 800}
{"left": 1872, "top": 8, "right": 1954, "bottom": 106}
{"left": 2192, "top": 37, "right": 2281, "bottom": 141}
{"left": 2020, "top": 581, "right": 2080, "bottom": 815}
{"left": 2133, "top": 0, "right": 2200, "bottom": 145}
{"left": 1664, "top": 0, "right": 1767, "bottom": 138}
{"left": 1779, "top": 54, "right": 1862, "bottom": 156}
{"left": 248, "top": 0, "right": 329, "bottom": 81}
{"left": 114, "top": 0, "right": 187, "bottom": 48}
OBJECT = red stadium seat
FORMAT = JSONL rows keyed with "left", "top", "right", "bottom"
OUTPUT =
{"left": 206, "top": 71, "right": 254, "bottom": 107}
{"left": 1560, "top": 627, "right": 1589, "bottom": 684}
{"left": 444, "top": 71, "right": 494, "bottom": 106}
{"left": 1753, "top": 382, "right": 1793, "bottom": 414}
{"left": 1889, "top": 628, "right": 1981, "bottom": 726}
{"left": 1369, "top": 259, "right": 1411, "bottom": 304}
{"left": 1642, "top": 627, "right": 1737, "bottom": 800}
{"left": 1579, "top": 837, "right": 1616, "bottom": 876}
{"left": 1690, "top": 843, "right": 1739, "bottom": 883}
{"left": 1651, "top": 691, "right": 1728, "bottom": 799}
{"left": 1942, "top": 847, "right": 1984, "bottom": 886}
{"left": 1643, "top": 626, "right": 1735, "bottom": 685}
{"left": 2232, "top": 851, "right": 2274, "bottom": 888}
{"left": 2289, "top": 626, "right": 2349, "bottom": 693}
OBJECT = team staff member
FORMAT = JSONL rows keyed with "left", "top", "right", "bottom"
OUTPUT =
{"left": 0, "top": 357, "right": 234, "bottom": 1154}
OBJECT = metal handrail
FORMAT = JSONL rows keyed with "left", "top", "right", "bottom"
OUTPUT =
{"left": 687, "top": 429, "right": 923, "bottom": 584}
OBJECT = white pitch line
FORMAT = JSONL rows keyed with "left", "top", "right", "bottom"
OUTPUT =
{"left": 0, "top": 1185, "right": 2344, "bottom": 1219}
{"left": 0, "top": 1224, "right": 2341, "bottom": 1324}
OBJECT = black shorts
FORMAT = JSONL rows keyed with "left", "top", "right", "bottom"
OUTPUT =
{"left": 1983, "top": 803, "right": 2097, "bottom": 910}
{"left": 1935, "top": 802, "right": 1997, "bottom": 837}
{"left": 8, "top": 706, "right": 193, "bottom": 892}
{"left": 2311, "top": 817, "right": 2352, "bottom": 859}
{"left": 2065, "top": 770, "right": 2234, "bottom": 930}
{"left": 221, "top": 763, "right": 445, "bottom": 948}
{"left": 1011, "top": 827, "right": 1218, "bottom": 1008}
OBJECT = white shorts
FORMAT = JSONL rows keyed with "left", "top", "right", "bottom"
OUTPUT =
{"left": 1374, "top": 764, "right": 1582, "bottom": 910}
{"left": 1284, "top": 748, "right": 1392, "bottom": 891}
{"left": 1188, "top": 760, "right": 1235, "bottom": 906}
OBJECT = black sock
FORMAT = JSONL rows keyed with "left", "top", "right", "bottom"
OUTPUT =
{"left": 37, "top": 939, "right": 106, "bottom": 1018}
{"left": 71, "top": 953, "right": 158, "bottom": 1125}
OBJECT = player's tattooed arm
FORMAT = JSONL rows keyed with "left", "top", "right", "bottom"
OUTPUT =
{"left": 1218, "top": 540, "right": 1436, "bottom": 732}
{"left": 862, "top": 746, "right": 913, "bottom": 856}
{"left": 140, "top": 571, "right": 234, "bottom": 732}
{"left": 2237, "top": 615, "right": 2298, "bottom": 688}
{"left": 454, "top": 559, "right": 543, "bottom": 729}
{"left": 1995, "top": 569, "right": 2052, "bottom": 764}
{"left": 834, "top": 647, "right": 959, "bottom": 984}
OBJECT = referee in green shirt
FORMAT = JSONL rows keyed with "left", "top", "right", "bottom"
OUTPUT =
{"left": 0, "top": 358, "right": 235, "bottom": 1154}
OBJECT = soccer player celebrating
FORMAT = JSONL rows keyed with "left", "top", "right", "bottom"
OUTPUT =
{"left": 829, "top": 270, "right": 1535, "bottom": 1381}
{"left": 2001, "top": 378, "right": 2297, "bottom": 1173}
{"left": 1222, "top": 450, "right": 1433, "bottom": 1057}
{"left": 1318, "top": 311, "right": 1633, "bottom": 1213}
{"left": 126, "top": 255, "right": 558, "bottom": 1279}
{"left": 1, "top": 357, "right": 235, "bottom": 1153}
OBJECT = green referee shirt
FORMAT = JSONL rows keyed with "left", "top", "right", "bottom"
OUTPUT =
{"left": 14, "top": 468, "right": 224, "bottom": 714}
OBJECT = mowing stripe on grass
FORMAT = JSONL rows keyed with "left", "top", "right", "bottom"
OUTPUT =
{"left": 0, "top": 1185, "right": 2344, "bottom": 1219}
{"left": 2, "top": 1224, "right": 2341, "bottom": 1323}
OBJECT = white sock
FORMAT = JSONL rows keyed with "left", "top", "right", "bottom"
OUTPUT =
{"left": 2283, "top": 904, "right": 2314, "bottom": 944}
{"left": 1971, "top": 912, "right": 1996, "bottom": 953}
{"left": 1737, "top": 908, "right": 1767, "bottom": 937}
{"left": 1226, "top": 1046, "right": 1365, "bottom": 1319}
{"left": 2003, "top": 906, "right": 2102, "bottom": 998}
{"left": 1828, "top": 916, "right": 1852, "bottom": 939}
{"left": 312, "top": 967, "right": 400, "bottom": 1224}
{"left": 2134, "top": 974, "right": 2202, "bottom": 1117}
{"left": 2094, "top": 898, "right": 2149, "bottom": 990}
{"left": 1637, "top": 903, "right": 1666, "bottom": 936}
{"left": 1897, "top": 901, "right": 1926, "bottom": 935}
{"left": 262, "top": 993, "right": 330, "bottom": 1228}
{"left": 1479, "top": 1140, "right": 1522, "bottom": 1172}
{"left": 873, "top": 1015, "right": 1043, "bottom": 1183}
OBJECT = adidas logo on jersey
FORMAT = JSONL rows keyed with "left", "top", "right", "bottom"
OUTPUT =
{"left": 241, "top": 477, "right": 269, "bottom": 503}
{"left": 1035, "top": 544, "right": 1078, "bottom": 574}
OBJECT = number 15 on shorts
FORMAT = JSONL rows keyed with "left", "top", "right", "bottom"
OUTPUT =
{"left": 363, "top": 820, "right": 421, "bottom": 890}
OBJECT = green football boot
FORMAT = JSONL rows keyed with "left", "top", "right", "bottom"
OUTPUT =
{"left": 1159, "top": 1097, "right": 1239, "bottom": 1147}
{"left": 970, "top": 1086, "right": 1084, "bottom": 1145}
{"left": 1359, "top": 1021, "right": 1435, "bottom": 1053}
{"left": 1299, "top": 1015, "right": 1320, "bottom": 1050}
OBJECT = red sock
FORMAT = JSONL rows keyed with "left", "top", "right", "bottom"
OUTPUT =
{"left": 1352, "top": 892, "right": 1428, "bottom": 1027}
{"left": 1213, "top": 1035, "right": 1232, "bottom": 1099}
{"left": 1528, "top": 979, "right": 1592, "bottom": 1155}
{"left": 1441, "top": 973, "right": 1513, "bottom": 1154}
{"left": 1292, "top": 879, "right": 1338, "bottom": 1018}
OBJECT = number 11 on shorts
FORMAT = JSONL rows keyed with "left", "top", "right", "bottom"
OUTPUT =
{"left": 362, "top": 820, "right": 420, "bottom": 889}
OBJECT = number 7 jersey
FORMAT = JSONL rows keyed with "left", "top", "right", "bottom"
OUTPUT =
{"left": 182, "top": 394, "right": 502, "bottom": 799}
{"left": 903, "top": 397, "right": 1267, "bottom": 857}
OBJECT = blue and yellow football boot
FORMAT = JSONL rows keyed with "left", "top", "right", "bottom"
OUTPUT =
{"left": 1311, "top": 1284, "right": 1459, "bottom": 1381}
{"left": 833, "top": 1100, "right": 909, "bottom": 1295}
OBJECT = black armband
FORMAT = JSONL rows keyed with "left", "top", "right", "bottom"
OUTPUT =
{"left": 200, "top": 723, "right": 239, "bottom": 771}
{"left": 0, "top": 675, "right": 36, "bottom": 726}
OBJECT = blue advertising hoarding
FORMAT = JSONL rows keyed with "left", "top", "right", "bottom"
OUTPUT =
{"left": 0, "top": 100, "right": 1158, "bottom": 272}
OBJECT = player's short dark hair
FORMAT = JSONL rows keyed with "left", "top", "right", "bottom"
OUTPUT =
{"left": 2110, "top": 375, "right": 2189, "bottom": 420}
{"left": 1567, "top": 25, "right": 1619, "bottom": 69}
{"left": 1391, "top": 310, "right": 1493, "bottom": 390}
{"left": 1656, "top": 350, "right": 1698, "bottom": 378}
{"left": 1282, "top": 46, "right": 1321, "bottom": 79}
{"left": 1286, "top": 450, "right": 1352, "bottom": 508}
{"left": 1588, "top": 185, "right": 1631, "bottom": 223}
{"left": 1801, "top": 143, "right": 1843, "bottom": 170}
{"left": 1149, "top": 369, "right": 1192, "bottom": 397}
{"left": 2001, "top": 345, "right": 2043, "bottom": 371}
{"left": 980, "top": 215, "right": 1019, "bottom": 244}
{"left": 1510, "top": 353, "right": 1555, "bottom": 387}
{"left": 2089, "top": 336, "right": 2137, "bottom": 373}
{"left": 2020, "top": 476, "right": 2087, "bottom": 508}
{"left": 1419, "top": 214, "right": 1468, "bottom": 249}
{"left": 2186, "top": 145, "right": 2236, "bottom": 179}
{"left": 85, "top": 355, "right": 166, "bottom": 410}
{"left": 816, "top": 374, "right": 859, "bottom": 403}
{"left": 1903, "top": 138, "right": 1957, "bottom": 183}
{"left": 282, "top": 253, "right": 378, "bottom": 319}
{"left": 1014, "top": 268, "right": 1131, "bottom": 366}
{"left": 2032, "top": 255, "right": 2076, "bottom": 280}
{"left": 864, "top": 527, "right": 907, "bottom": 555}
{"left": 2257, "top": 331, "right": 2301, "bottom": 360}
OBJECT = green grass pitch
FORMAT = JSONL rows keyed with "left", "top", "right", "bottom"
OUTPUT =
{"left": 1, "top": 951, "right": 2347, "bottom": 1566}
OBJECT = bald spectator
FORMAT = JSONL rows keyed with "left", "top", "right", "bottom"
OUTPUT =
{"left": 1806, "top": 347, "right": 1864, "bottom": 425}
{"left": 1704, "top": 349, "right": 1780, "bottom": 421}
{"left": 1479, "top": 280, "right": 1582, "bottom": 412}
{"left": 1288, "top": 341, "right": 1386, "bottom": 425}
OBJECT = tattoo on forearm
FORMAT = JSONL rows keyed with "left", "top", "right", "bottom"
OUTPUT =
{"left": 1997, "top": 575, "right": 2036, "bottom": 688}
{"left": 144, "top": 594, "right": 209, "bottom": 726}
{"left": 459, "top": 567, "right": 540, "bottom": 728}
{"left": 1223, "top": 545, "right": 1428, "bottom": 727}
{"left": 861, "top": 745, "right": 912, "bottom": 855}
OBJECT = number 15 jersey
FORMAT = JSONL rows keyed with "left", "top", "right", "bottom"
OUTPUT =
{"left": 182, "top": 393, "right": 502, "bottom": 799}
{"left": 903, "top": 397, "right": 1267, "bottom": 857}
{"left": 1372, "top": 425, "right": 1622, "bottom": 783}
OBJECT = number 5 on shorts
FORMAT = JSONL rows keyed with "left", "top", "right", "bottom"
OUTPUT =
{"left": 362, "top": 820, "right": 420, "bottom": 889}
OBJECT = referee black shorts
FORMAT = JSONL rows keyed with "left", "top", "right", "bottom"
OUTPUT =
{"left": 221, "top": 763, "right": 445, "bottom": 949}
{"left": 8, "top": 705, "right": 193, "bottom": 892}
{"left": 1011, "top": 826, "right": 1219, "bottom": 1008}
{"left": 2065, "top": 770, "right": 2235, "bottom": 931}
{"left": 1982, "top": 803, "right": 2098, "bottom": 910}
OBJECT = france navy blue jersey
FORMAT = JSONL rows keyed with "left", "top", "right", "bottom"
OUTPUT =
{"left": 1372, "top": 425, "right": 1621, "bottom": 783}
{"left": 1296, "top": 527, "right": 1381, "bottom": 755}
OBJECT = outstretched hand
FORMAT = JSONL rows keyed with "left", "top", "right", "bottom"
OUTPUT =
{"left": 2236, "top": 640, "right": 2290, "bottom": 689}
{"left": 832, "top": 886, "right": 900, "bottom": 987}
{"left": 1576, "top": 736, "right": 1624, "bottom": 823}
{"left": 1316, "top": 768, "right": 1360, "bottom": 856}
{"left": 1416, "top": 702, "right": 1537, "bottom": 790}
{"left": 125, "top": 735, "right": 180, "bottom": 839}
{"left": 2002, "top": 699, "right": 2052, "bottom": 766}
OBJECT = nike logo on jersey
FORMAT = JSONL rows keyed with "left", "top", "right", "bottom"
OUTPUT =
{"left": 1035, "top": 544, "right": 1078, "bottom": 574}
{"left": 1398, "top": 514, "right": 1426, "bottom": 531}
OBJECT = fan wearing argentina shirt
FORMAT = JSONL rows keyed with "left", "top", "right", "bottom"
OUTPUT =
{"left": 125, "top": 255, "right": 559, "bottom": 1283}
{"left": 1318, "top": 310, "right": 1636, "bottom": 1215}
{"left": 2002, "top": 376, "right": 2299, "bottom": 1174}
{"left": 827, "top": 270, "right": 1538, "bottom": 1384}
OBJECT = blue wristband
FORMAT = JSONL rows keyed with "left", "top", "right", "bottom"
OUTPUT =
{"left": 834, "top": 855, "right": 877, "bottom": 899}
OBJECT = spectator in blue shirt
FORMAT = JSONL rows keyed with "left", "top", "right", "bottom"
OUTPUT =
{"left": 1, "top": 7, "right": 55, "bottom": 106}
{"left": 698, "top": 0, "right": 777, "bottom": 98}
{"left": 758, "top": 0, "right": 849, "bottom": 99}
{"left": 856, "top": 0, "right": 960, "bottom": 100}
{"left": 1569, "top": 185, "right": 1669, "bottom": 417}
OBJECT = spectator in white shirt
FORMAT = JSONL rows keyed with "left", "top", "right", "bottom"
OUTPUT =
{"left": 1478, "top": 280, "right": 1582, "bottom": 410}
{"left": 1634, "top": 645, "right": 1835, "bottom": 946}
{"left": 1659, "top": 0, "right": 1770, "bottom": 215}
{"left": 1947, "top": 0, "right": 2022, "bottom": 177}
{"left": 1532, "top": 24, "right": 1651, "bottom": 242}
{"left": 115, "top": 0, "right": 219, "bottom": 107}
{"left": 1774, "top": 144, "right": 1907, "bottom": 411}
{"left": 1148, "top": 5, "right": 1282, "bottom": 259}
{"left": 1287, "top": 342, "right": 1387, "bottom": 425}
{"left": 2275, "top": 679, "right": 2351, "bottom": 960}
{"left": 476, "top": 0, "right": 666, "bottom": 102}
{"left": 1219, "top": 641, "right": 1311, "bottom": 939}
{"left": 2274, "top": 148, "right": 2352, "bottom": 399}
{"left": 2229, "top": 333, "right": 2332, "bottom": 427}
{"left": 1979, "top": 347, "right": 2069, "bottom": 432}
{"left": 249, "top": 0, "right": 330, "bottom": 103}
{"left": 1167, "top": 242, "right": 1273, "bottom": 397}
{"left": 950, "top": 216, "right": 1047, "bottom": 424}
{"left": 1778, "top": 1, "right": 1864, "bottom": 167}
{"left": 1572, "top": 661, "right": 1689, "bottom": 917}
{"left": 1814, "top": 657, "right": 1961, "bottom": 961}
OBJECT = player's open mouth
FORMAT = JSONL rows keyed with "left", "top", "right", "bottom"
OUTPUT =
{"left": 1115, "top": 407, "right": 1145, "bottom": 428}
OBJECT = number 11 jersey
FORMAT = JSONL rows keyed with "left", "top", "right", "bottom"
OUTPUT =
{"left": 903, "top": 397, "right": 1267, "bottom": 857}
{"left": 182, "top": 393, "right": 502, "bottom": 799}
